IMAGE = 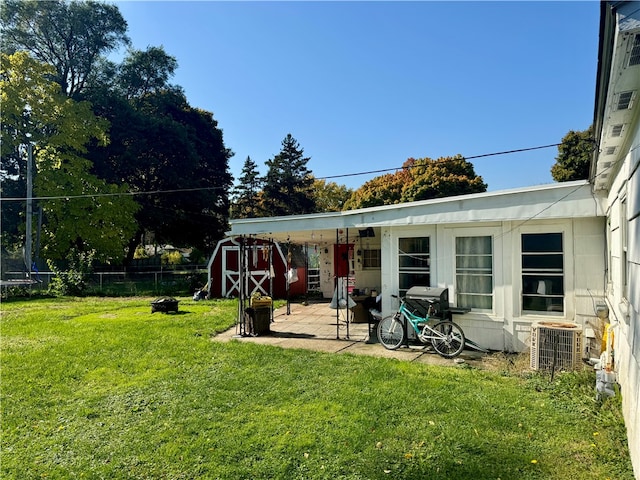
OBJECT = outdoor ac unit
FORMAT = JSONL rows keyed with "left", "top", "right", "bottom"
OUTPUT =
{"left": 530, "top": 322, "right": 583, "bottom": 371}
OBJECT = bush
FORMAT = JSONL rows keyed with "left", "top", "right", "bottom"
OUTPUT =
{"left": 161, "top": 250, "right": 183, "bottom": 266}
{"left": 47, "top": 250, "right": 95, "bottom": 296}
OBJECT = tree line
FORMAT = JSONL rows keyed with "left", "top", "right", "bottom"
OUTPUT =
{"left": 0, "top": 0, "right": 591, "bottom": 272}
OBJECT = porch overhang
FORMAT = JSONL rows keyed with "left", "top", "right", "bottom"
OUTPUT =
{"left": 229, "top": 181, "right": 602, "bottom": 245}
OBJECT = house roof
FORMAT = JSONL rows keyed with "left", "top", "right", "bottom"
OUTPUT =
{"left": 591, "top": 1, "right": 640, "bottom": 192}
{"left": 228, "top": 181, "right": 602, "bottom": 245}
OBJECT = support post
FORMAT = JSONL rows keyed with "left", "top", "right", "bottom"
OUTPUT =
{"left": 335, "top": 228, "right": 339, "bottom": 339}
{"left": 25, "top": 143, "right": 33, "bottom": 278}
{"left": 345, "top": 228, "right": 350, "bottom": 340}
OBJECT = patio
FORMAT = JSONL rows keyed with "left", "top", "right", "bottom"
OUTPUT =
{"left": 214, "top": 301, "right": 488, "bottom": 367}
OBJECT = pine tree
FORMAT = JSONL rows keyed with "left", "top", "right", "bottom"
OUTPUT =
{"left": 262, "top": 134, "right": 316, "bottom": 216}
{"left": 230, "top": 156, "right": 263, "bottom": 218}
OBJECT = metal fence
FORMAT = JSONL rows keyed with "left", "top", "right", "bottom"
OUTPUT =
{"left": 1, "top": 268, "right": 209, "bottom": 296}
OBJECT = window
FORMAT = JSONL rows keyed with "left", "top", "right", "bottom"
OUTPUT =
{"left": 521, "top": 233, "right": 564, "bottom": 313}
{"left": 456, "top": 236, "right": 493, "bottom": 310}
{"left": 621, "top": 197, "right": 629, "bottom": 300}
{"left": 398, "top": 237, "right": 430, "bottom": 297}
{"left": 629, "top": 33, "right": 640, "bottom": 66}
{"left": 362, "top": 249, "right": 381, "bottom": 269}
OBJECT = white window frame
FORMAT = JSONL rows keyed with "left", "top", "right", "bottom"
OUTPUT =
{"left": 620, "top": 194, "right": 629, "bottom": 301}
{"left": 362, "top": 249, "right": 381, "bottom": 269}
{"left": 455, "top": 235, "right": 494, "bottom": 312}
{"left": 519, "top": 230, "right": 566, "bottom": 316}
{"left": 397, "top": 236, "right": 431, "bottom": 298}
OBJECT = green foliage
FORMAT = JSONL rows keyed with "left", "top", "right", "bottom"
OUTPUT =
{"left": 0, "top": 52, "right": 139, "bottom": 262}
{"left": 1, "top": 0, "right": 129, "bottom": 97}
{"left": 117, "top": 46, "right": 178, "bottom": 99}
{"left": 161, "top": 250, "right": 183, "bottom": 266}
{"left": 345, "top": 155, "right": 486, "bottom": 210}
{"left": 312, "top": 179, "right": 353, "bottom": 212}
{"left": 344, "top": 171, "right": 409, "bottom": 209}
{"left": 188, "top": 247, "right": 206, "bottom": 265}
{"left": 0, "top": 52, "right": 108, "bottom": 151}
{"left": 86, "top": 84, "right": 233, "bottom": 258}
{"left": 231, "top": 156, "right": 264, "bottom": 219}
{"left": 47, "top": 250, "right": 95, "bottom": 296}
{"left": 551, "top": 126, "right": 595, "bottom": 182}
{"left": 401, "top": 155, "right": 487, "bottom": 202}
{"left": 2, "top": 5, "right": 233, "bottom": 264}
{"left": 262, "top": 134, "right": 316, "bottom": 216}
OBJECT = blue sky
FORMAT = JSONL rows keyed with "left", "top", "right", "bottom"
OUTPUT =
{"left": 114, "top": 1, "right": 600, "bottom": 191}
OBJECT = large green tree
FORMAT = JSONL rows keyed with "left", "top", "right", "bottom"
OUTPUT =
{"left": 313, "top": 179, "right": 353, "bottom": 213}
{"left": 344, "top": 155, "right": 486, "bottom": 210}
{"left": 0, "top": 0, "right": 129, "bottom": 98}
{"left": 85, "top": 47, "right": 233, "bottom": 260}
{"left": 3, "top": 1, "right": 234, "bottom": 261}
{"left": 262, "top": 134, "right": 316, "bottom": 216}
{"left": 551, "top": 126, "right": 594, "bottom": 182}
{"left": 0, "top": 52, "right": 138, "bottom": 262}
{"left": 400, "top": 156, "right": 487, "bottom": 202}
{"left": 343, "top": 171, "right": 409, "bottom": 210}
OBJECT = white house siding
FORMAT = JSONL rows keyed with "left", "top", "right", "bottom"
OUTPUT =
{"left": 603, "top": 120, "right": 640, "bottom": 477}
{"left": 379, "top": 218, "right": 606, "bottom": 353}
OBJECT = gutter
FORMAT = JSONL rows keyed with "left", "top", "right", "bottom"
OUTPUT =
{"left": 591, "top": 1, "right": 618, "bottom": 189}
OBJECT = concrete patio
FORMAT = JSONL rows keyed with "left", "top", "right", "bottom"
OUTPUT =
{"left": 214, "top": 301, "right": 488, "bottom": 367}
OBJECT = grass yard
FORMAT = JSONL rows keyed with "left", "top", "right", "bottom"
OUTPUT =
{"left": 0, "top": 297, "right": 634, "bottom": 479}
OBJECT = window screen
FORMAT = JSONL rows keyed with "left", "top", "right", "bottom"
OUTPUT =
{"left": 456, "top": 236, "right": 493, "bottom": 309}
{"left": 398, "top": 237, "right": 430, "bottom": 297}
{"left": 521, "top": 233, "right": 564, "bottom": 313}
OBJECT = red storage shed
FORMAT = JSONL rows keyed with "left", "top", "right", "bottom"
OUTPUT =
{"left": 207, "top": 237, "right": 307, "bottom": 299}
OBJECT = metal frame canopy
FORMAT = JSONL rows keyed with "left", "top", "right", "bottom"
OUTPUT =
{"left": 228, "top": 181, "right": 602, "bottom": 246}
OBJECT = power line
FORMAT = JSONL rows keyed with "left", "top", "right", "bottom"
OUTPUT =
{"left": 1, "top": 185, "right": 226, "bottom": 202}
{"left": 319, "top": 143, "right": 561, "bottom": 181}
{"left": 1, "top": 142, "right": 561, "bottom": 201}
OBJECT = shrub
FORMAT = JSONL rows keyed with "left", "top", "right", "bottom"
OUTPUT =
{"left": 161, "top": 250, "right": 183, "bottom": 266}
{"left": 47, "top": 250, "right": 95, "bottom": 296}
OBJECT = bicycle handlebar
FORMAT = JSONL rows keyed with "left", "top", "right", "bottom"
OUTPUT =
{"left": 391, "top": 293, "right": 436, "bottom": 304}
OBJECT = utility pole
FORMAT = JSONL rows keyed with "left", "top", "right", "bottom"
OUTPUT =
{"left": 25, "top": 143, "right": 33, "bottom": 278}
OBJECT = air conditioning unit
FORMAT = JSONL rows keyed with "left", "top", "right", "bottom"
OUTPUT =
{"left": 530, "top": 321, "right": 583, "bottom": 371}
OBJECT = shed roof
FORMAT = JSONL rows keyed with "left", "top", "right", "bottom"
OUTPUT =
{"left": 229, "top": 181, "right": 603, "bottom": 244}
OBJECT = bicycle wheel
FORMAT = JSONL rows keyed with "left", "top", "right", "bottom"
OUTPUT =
{"left": 430, "top": 321, "right": 466, "bottom": 358}
{"left": 377, "top": 315, "right": 405, "bottom": 350}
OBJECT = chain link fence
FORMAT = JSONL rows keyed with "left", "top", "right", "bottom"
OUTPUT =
{"left": 1, "top": 268, "right": 209, "bottom": 298}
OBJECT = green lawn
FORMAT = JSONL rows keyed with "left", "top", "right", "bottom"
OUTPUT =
{"left": 0, "top": 297, "right": 634, "bottom": 479}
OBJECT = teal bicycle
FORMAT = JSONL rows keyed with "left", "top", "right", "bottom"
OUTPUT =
{"left": 376, "top": 294, "right": 466, "bottom": 358}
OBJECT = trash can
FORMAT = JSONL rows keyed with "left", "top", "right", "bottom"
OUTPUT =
{"left": 250, "top": 296, "right": 272, "bottom": 335}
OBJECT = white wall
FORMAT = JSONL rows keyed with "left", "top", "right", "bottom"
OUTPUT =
{"left": 379, "top": 218, "right": 606, "bottom": 353}
{"left": 605, "top": 119, "right": 640, "bottom": 477}
{"left": 317, "top": 237, "right": 383, "bottom": 299}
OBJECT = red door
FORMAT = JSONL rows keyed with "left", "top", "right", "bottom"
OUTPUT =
{"left": 334, "top": 244, "right": 354, "bottom": 278}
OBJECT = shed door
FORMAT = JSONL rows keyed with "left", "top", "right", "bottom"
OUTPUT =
{"left": 221, "top": 245, "right": 272, "bottom": 298}
{"left": 222, "top": 245, "right": 240, "bottom": 297}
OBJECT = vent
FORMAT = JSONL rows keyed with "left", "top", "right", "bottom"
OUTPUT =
{"left": 629, "top": 34, "right": 640, "bottom": 66}
{"left": 530, "top": 321, "right": 583, "bottom": 371}
{"left": 604, "top": 147, "right": 616, "bottom": 156}
{"left": 610, "top": 124, "right": 624, "bottom": 137}
{"left": 616, "top": 91, "right": 634, "bottom": 110}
